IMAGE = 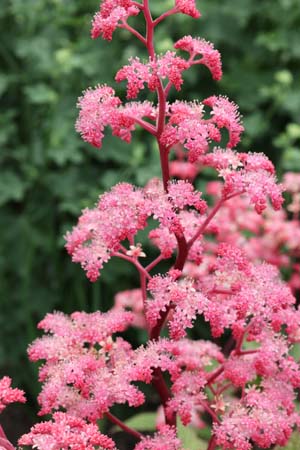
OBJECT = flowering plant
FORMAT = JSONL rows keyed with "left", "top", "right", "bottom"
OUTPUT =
{"left": 1, "top": 1, "right": 300, "bottom": 449}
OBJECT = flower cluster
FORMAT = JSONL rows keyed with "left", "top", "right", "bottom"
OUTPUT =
{"left": 0, "top": 376, "right": 25, "bottom": 414}
{"left": 135, "top": 425, "right": 182, "bottom": 450}
{"left": 146, "top": 273, "right": 208, "bottom": 339}
{"left": 65, "top": 179, "right": 206, "bottom": 281}
{"left": 91, "top": 0, "right": 140, "bottom": 41}
{"left": 19, "top": 412, "right": 116, "bottom": 450}
{"left": 9, "top": 1, "right": 300, "bottom": 450}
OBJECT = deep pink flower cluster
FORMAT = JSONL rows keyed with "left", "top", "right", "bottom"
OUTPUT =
{"left": 91, "top": 0, "right": 140, "bottom": 40}
{"left": 146, "top": 273, "right": 208, "bottom": 339}
{"left": 0, "top": 376, "right": 25, "bottom": 414}
{"left": 134, "top": 425, "right": 182, "bottom": 450}
{"left": 0, "top": 377, "right": 25, "bottom": 450}
{"left": 65, "top": 179, "right": 206, "bottom": 281}
{"left": 19, "top": 412, "right": 116, "bottom": 449}
{"left": 2, "top": 2, "right": 297, "bottom": 450}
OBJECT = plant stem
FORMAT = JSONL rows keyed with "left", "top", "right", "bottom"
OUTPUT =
{"left": 114, "top": 252, "right": 151, "bottom": 280}
{"left": 120, "top": 21, "right": 146, "bottom": 45}
{"left": 207, "top": 435, "right": 217, "bottom": 450}
{"left": 188, "top": 199, "right": 224, "bottom": 249}
{"left": 106, "top": 411, "right": 143, "bottom": 440}
{"left": 143, "top": 0, "right": 155, "bottom": 59}
{"left": 206, "top": 366, "right": 224, "bottom": 385}
{"left": 133, "top": 117, "right": 157, "bottom": 136}
{"left": 146, "top": 254, "right": 164, "bottom": 272}
{"left": 142, "top": 1, "right": 177, "bottom": 427}
{"left": 153, "top": 7, "right": 178, "bottom": 27}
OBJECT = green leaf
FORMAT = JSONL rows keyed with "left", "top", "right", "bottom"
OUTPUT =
{"left": 0, "top": 170, "right": 26, "bottom": 205}
{"left": 275, "top": 432, "right": 300, "bottom": 450}
{"left": 123, "top": 412, "right": 157, "bottom": 432}
{"left": 177, "top": 420, "right": 208, "bottom": 450}
{"left": 25, "top": 83, "right": 58, "bottom": 104}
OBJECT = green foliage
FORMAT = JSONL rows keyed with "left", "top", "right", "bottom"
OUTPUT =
{"left": 0, "top": 0, "right": 299, "bottom": 442}
{"left": 123, "top": 413, "right": 207, "bottom": 449}
{"left": 123, "top": 412, "right": 156, "bottom": 432}
{"left": 275, "top": 433, "right": 300, "bottom": 450}
{"left": 177, "top": 420, "right": 207, "bottom": 450}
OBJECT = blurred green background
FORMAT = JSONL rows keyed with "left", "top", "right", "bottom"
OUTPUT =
{"left": 0, "top": 0, "right": 300, "bottom": 443}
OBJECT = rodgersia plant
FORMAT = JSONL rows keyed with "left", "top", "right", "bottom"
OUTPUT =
{"left": 1, "top": 1, "right": 300, "bottom": 449}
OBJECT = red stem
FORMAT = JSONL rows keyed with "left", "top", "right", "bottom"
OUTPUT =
{"left": 207, "top": 435, "right": 217, "bottom": 450}
{"left": 114, "top": 252, "right": 151, "bottom": 280}
{"left": 106, "top": 412, "right": 143, "bottom": 440}
{"left": 142, "top": 0, "right": 178, "bottom": 428}
{"left": 144, "top": 0, "right": 155, "bottom": 59}
{"left": 217, "top": 382, "right": 232, "bottom": 396}
{"left": 132, "top": 1, "right": 143, "bottom": 8}
{"left": 145, "top": 254, "right": 164, "bottom": 272}
{"left": 159, "top": 143, "right": 170, "bottom": 191}
{"left": 140, "top": 272, "right": 148, "bottom": 311}
{"left": 153, "top": 7, "right": 178, "bottom": 27}
{"left": 133, "top": 117, "right": 157, "bottom": 136}
{"left": 237, "top": 349, "right": 258, "bottom": 356}
{"left": 188, "top": 199, "right": 224, "bottom": 249}
{"left": 120, "top": 21, "right": 146, "bottom": 45}
{"left": 206, "top": 366, "right": 224, "bottom": 385}
{"left": 200, "top": 401, "right": 220, "bottom": 425}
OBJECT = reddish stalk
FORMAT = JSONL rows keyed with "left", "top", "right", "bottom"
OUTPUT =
{"left": 206, "top": 366, "right": 224, "bottom": 385}
{"left": 114, "top": 252, "right": 151, "bottom": 280}
{"left": 133, "top": 117, "right": 157, "bottom": 136}
{"left": 200, "top": 401, "right": 220, "bottom": 425}
{"left": 120, "top": 21, "right": 146, "bottom": 45}
{"left": 153, "top": 7, "right": 178, "bottom": 27}
{"left": 142, "top": 0, "right": 178, "bottom": 427}
{"left": 106, "top": 411, "right": 143, "bottom": 440}
{"left": 207, "top": 435, "right": 217, "bottom": 450}
{"left": 188, "top": 199, "right": 224, "bottom": 249}
{"left": 145, "top": 254, "right": 164, "bottom": 272}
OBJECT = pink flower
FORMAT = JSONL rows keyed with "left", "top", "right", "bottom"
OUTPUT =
{"left": 75, "top": 85, "right": 121, "bottom": 148}
{"left": 174, "top": 36, "right": 222, "bottom": 80}
{"left": 200, "top": 149, "right": 284, "bottom": 213}
{"left": 147, "top": 274, "right": 208, "bottom": 339}
{"left": 91, "top": 0, "right": 140, "bottom": 40}
{"left": 214, "top": 380, "right": 297, "bottom": 449}
{"left": 19, "top": 412, "right": 116, "bottom": 449}
{"left": 203, "top": 96, "right": 244, "bottom": 148}
{"left": 169, "top": 160, "right": 198, "bottom": 181}
{"left": 161, "top": 101, "right": 218, "bottom": 162}
{"left": 65, "top": 183, "right": 149, "bottom": 281}
{"left": 27, "top": 310, "right": 150, "bottom": 420}
{"left": 167, "top": 371, "right": 206, "bottom": 425}
{"left": 134, "top": 425, "right": 182, "bottom": 450}
{"left": 0, "top": 376, "right": 25, "bottom": 414}
{"left": 175, "top": 0, "right": 201, "bottom": 19}
{"left": 113, "top": 289, "right": 146, "bottom": 328}
{"left": 115, "top": 52, "right": 189, "bottom": 99}
{"left": 76, "top": 86, "right": 155, "bottom": 149}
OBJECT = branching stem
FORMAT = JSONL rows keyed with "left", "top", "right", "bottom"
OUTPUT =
{"left": 106, "top": 412, "right": 143, "bottom": 440}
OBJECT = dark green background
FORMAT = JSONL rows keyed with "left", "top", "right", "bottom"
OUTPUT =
{"left": 0, "top": 0, "right": 300, "bottom": 443}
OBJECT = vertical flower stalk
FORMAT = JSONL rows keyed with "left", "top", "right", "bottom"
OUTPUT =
{"left": 16, "top": 2, "right": 300, "bottom": 450}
